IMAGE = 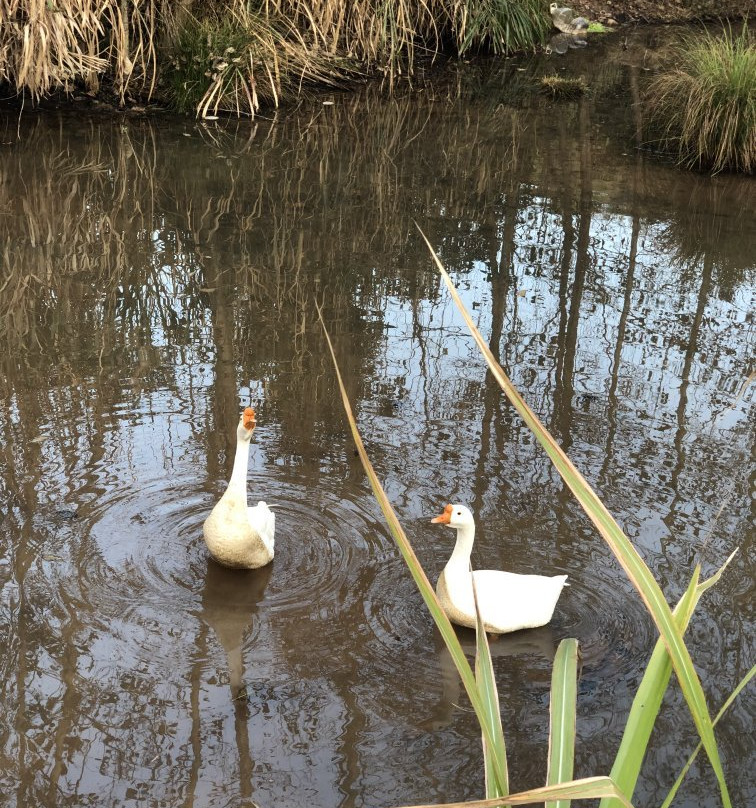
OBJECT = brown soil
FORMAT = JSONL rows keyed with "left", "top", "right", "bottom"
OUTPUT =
{"left": 573, "top": 0, "right": 750, "bottom": 25}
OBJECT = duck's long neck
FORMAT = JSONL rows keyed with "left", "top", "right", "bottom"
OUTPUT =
{"left": 445, "top": 524, "right": 475, "bottom": 572}
{"left": 226, "top": 438, "right": 250, "bottom": 497}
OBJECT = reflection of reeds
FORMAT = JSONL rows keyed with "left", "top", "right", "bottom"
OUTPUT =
{"left": 0, "top": 78, "right": 531, "bottom": 411}
{"left": 2, "top": 65, "right": 752, "bottom": 384}
{"left": 653, "top": 175, "right": 756, "bottom": 284}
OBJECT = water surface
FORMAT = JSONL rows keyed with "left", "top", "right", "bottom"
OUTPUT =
{"left": 0, "top": 26, "right": 754, "bottom": 808}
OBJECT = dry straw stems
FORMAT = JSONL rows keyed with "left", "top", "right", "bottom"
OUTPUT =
{"left": 0, "top": 0, "right": 159, "bottom": 100}
{"left": 1, "top": 0, "right": 548, "bottom": 110}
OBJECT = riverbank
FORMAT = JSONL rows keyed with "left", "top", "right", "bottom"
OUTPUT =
{"left": 0, "top": 1, "right": 751, "bottom": 118}
{"left": 578, "top": 0, "right": 749, "bottom": 25}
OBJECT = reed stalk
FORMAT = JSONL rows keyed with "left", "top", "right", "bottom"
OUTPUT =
{"left": 417, "top": 225, "right": 746, "bottom": 807}
{"left": 546, "top": 639, "right": 578, "bottom": 808}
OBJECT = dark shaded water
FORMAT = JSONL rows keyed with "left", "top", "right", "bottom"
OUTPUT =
{"left": 0, "top": 27, "right": 754, "bottom": 808}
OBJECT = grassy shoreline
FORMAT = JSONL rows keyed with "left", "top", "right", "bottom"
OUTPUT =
{"left": 0, "top": 1, "right": 750, "bottom": 109}
{"left": 0, "top": 2, "right": 752, "bottom": 172}
{"left": 0, "top": 0, "right": 548, "bottom": 110}
{"left": 644, "top": 23, "right": 755, "bottom": 174}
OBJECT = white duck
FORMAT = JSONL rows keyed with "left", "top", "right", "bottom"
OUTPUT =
{"left": 203, "top": 407, "right": 275, "bottom": 569}
{"left": 432, "top": 504, "right": 567, "bottom": 634}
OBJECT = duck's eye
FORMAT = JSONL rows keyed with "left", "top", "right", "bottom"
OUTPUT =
{"left": 456, "top": 511, "right": 462, "bottom": 516}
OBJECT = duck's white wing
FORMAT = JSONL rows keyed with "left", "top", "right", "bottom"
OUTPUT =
{"left": 473, "top": 569, "right": 568, "bottom": 632}
{"left": 248, "top": 501, "right": 275, "bottom": 555}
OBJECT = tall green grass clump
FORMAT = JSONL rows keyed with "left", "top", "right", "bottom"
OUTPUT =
{"left": 452, "top": 0, "right": 550, "bottom": 55}
{"left": 645, "top": 24, "right": 755, "bottom": 174}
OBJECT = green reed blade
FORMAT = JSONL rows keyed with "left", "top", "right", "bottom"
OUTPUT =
{"left": 472, "top": 575, "right": 509, "bottom": 801}
{"left": 392, "top": 775, "right": 635, "bottom": 808}
{"left": 417, "top": 224, "right": 731, "bottom": 807}
{"left": 317, "top": 303, "right": 508, "bottom": 796}
{"left": 602, "top": 550, "right": 738, "bottom": 808}
{"left": 661, "top": 664, "right": 755, "bottom": 808}
{"left": 600, "top": 566, "right": 699, "bottom": 808}
{"left": 546, "top": 639, "right": 579, "bottom": 808}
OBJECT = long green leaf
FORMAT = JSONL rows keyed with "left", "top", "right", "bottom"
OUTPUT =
{"left": 472, "top": 575, "right": 509, "bottom": 802}
{"left": 661, "top": 664, "right": 755, "bottom": 808}
{"left": 391, "top": 776, "right": 635, "bottom": 808}
{"left": 317, "top": 303, "right": 508, "bottom": 796}
{"left": 546, "top": 639, "right": 579, "bottom": 808}
{"left": 602, "top": 550, "right": 738, "bottom": 808}
{"left": 600, "top": 567, "right": 700, "bottom": 808}
{"left": 417, "top": 224, "right": 730, "bottom": 807}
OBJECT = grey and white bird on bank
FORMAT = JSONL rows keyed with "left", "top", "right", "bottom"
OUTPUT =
{"left": 550, "top": 3, "right": 590, "bottom": 34}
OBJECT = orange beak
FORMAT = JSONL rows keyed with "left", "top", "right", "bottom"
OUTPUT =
{"left": 431, "top": 504, "right": 453, "bottom": 524}
{"left": 242, "top": 407, "right": 256, "bottom": 430}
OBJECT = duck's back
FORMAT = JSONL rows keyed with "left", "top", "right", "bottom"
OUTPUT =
{"left": 203, "top": 497, "right": 273, "bottom": 569}
{"left": 437, "top": 567, "right": 567, "bottom": 633}
{"left": 475, "top": 569, "right": 567, "bottom": 632}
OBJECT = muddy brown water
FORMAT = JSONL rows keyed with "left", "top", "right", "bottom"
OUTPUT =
{"left": 0, "top": 27, "right": 753, "bottom": 808}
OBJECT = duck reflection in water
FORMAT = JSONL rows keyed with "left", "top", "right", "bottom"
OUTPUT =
{"left": 546, "top": 32, "right": 588, "bottom": 55}
{"left": 422, "top": 626, "right": 558, "bottom": 732}
{"left": 200, "top": 558, "right": 273, "bottom": 703}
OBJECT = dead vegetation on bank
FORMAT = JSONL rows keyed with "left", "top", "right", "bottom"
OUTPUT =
{"left": 0, "top": 0, "right": 161, "bottom": 101}
{"left": 0, "top": 0, "right": 548, "bottom": 112}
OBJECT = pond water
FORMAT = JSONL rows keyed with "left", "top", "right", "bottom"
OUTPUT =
{"left": 0, "top": 26, "right": 754, "bottom": 808}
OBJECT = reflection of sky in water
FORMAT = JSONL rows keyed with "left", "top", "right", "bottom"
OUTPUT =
{"left": 76, "top": 191, "right": 749, "bottom": 578}
{"left": 373, "top": 214, "right": 751, "bottom": 430}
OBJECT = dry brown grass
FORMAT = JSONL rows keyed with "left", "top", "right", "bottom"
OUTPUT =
{"left": 0, "top": 0, "right": 160, "bottom": 101}
{"left": 540, "top": 75, "right": 587, "bottom": 98}
{"left": 264, "top": 0, "right": 548, "bottom": 75}
{"left": 0, "top": 1, "right": 548, "bottom": 110}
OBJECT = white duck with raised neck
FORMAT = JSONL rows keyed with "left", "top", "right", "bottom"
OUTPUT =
{"left": 203, "top": 407, "right": 275, "bottom": 569}
{"left": 432, "top": 503, "right": 567, "bottom": 634}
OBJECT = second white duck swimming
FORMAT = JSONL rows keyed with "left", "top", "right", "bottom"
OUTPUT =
{"left": 203, "top": 407, "right": 275, "bottom": 569}
{"left": 432, "top": 503, "right": 567, "bottom": 634}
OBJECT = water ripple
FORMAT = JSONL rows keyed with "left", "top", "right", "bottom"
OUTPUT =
{"left": 554, "top": 550, "right": 658, "bottom": 693}
{"left": 39, "top": 452, "right": 664, "bottom": 725}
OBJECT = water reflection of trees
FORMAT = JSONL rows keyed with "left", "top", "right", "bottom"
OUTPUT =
{"left": 0, "top": 71, "right": 754, "bottom": 807}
